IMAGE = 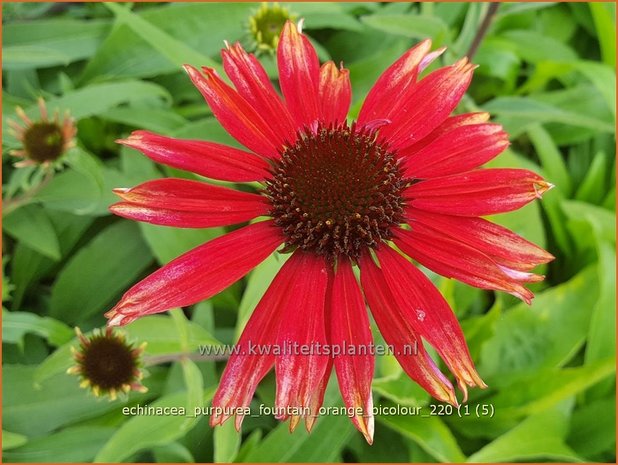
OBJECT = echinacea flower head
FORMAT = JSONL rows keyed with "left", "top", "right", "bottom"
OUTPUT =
{"left": 248, "top": 2, "right": 295, "bottom": 53}
{"left": 68, "top": 327, "right": 147, "bottom": 401}
{"left": 107, "top": 21, "right": 554, "bottom": 443}
{"left": 7, "top": 98, "right": 77, "bottom": 168}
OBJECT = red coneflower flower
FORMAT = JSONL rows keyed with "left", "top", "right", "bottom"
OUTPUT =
{"left": 106, "top": 21, "right": 553, "bottom": 443}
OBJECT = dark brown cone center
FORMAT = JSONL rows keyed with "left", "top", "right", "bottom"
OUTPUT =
{"left": 82, "top": 336, "right": 137, "bottom": 390}
{"left": 266, "top": 123, "right": 407, "bottom": 261}
{"left": 23, "top": 122, "right": 65, "bottom": 162}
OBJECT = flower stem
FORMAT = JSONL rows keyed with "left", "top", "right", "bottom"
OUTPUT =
{"left": 467, "top": 2, "right": 500, "bottom": 60}
{"left": 3, "top": 167, "right": 55, "bottom": 217}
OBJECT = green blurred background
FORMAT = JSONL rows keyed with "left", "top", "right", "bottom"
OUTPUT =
{"left": 2, "top": 2, "right": 616, "bottom": 463}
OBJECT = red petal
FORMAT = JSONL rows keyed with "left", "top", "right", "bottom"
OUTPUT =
{"left": 277, "top": 21, "right": 321, "bottom": 128}
{"left": 304, "top": 359, "right": 332, "bottom": 433}
{"left": 370, "top": 246, "right": 486, "bottom": 398}
{"left": 406, "top": 209, "right": 554, "bottom": 271}
{"left": 405, "top": 168, "right": 554, "bottom": 216}
{"left": 401, "top": 112, "right": 491, "bottom": 155}
{"left": 319, "top": 61, "right": 351, "bottom": 125}
{"left": 275, "top": 251, "right": 330, "bottom": 421}
{"left": 331, "top": 259, "right": 374, "bottom": 443}
{"left": 110, "top": 178, "right": 268, "bottom": 228}
{"left": 105, "top": 221, "right": 284, "bottom": 326}
{"left": 222, "top": 42, "right": 297, "bottom": 145}
{"left": 359, "top": 252, "right": 458, "bottom": 405}
{"left": 380, "top": 58, "right": 475, "bottom": 150}
{"left": 210, "top": 251, "right": 304, "bottom": 429}
{"left": 358, "top": 39, "right": 432, "bottom": 125}
{"left": 394, "top": 227, "right": 536, "bottom": 303}
{"left": 117, "top": 130, "right": 271, "bottom": 182}
{"left": 184, "top": 65, "right": 281, "bottom": 158}
{"left": 400, "top": 123, "right": 510, "bottom": 179}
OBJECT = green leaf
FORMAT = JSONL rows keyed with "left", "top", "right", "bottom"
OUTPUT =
{"left": 243, "top": 382, "right": 355, "bottom": 462}
{"left": 361, "top": 14, "right": 449, "bottom": 42}
{"left": 501, "top": 30, "right": 578, "bottom": 63}
{"left": 3, "top": 426, "right": 115, "bottom": 463}
{"left": 213, "top": 420, "right": 241, "bottom": 463}
{"left": 372, "top": 371, "right": 431, "bottom": 408}
{"left": 590, "top": 2, "right": 616, "bottom": 67}
{"left": 104, "top": 3, "right": 217, "bottom": 71}
{"left": 152, "top": 442, "right": 195, "bottom": 463}
{"left": 235, "top": 252, "right": 286, "bottom": 338}
{"left": 467, "top": 405, "right": 582, "bottom": 462}
{"left": 4, "top": 365, "right": 130, "bottom": 436}
{"left": 49, "top": 221, "right": 153, "bottom": 324}
{"left": 379, "top": 411, "right": 467, "bottom": 462}
{"left": 491, "top": 360, "right": 615, "bottom": 417}
{"left": 484, "top": 96, "right": 615, "bottom": 135}
{"left": 80, "top": 3, "right": 252, "bottom": 82}
{"left": 2, "top": 431, "right": 28, "bottom": 451}
{"left": 3, "top": 81, "right": 171, "bottom": 144}
{"left": 3, "top": 204, "right": 61, "bottom": 260}
{"left": 567, "top": 397, "right": 616, "bottom": 459}
{"left": 123, "top": 315, "right": 221, "bottom": 356}
{"left": 527, "top": 124, "right": 573, "bottom": 196}
{"left": 481, "top": 267, "right": 599, "bottom": 382}
{"left": 139, "top": 223, "right": 224, "bottom": 266}
{"left": 3, "top": 19, "right": 110, "bottom": 70}
{"left": 2, "top": 309, "right": 73, "bottom": 347}
{"left": 94, "top": 387, "right": 215, "bottom": 463}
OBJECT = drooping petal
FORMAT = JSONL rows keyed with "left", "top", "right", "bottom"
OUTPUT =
{"left": 359, "top": 252, "right": 458, "bottom": 405}
{"left": 400, "top": 123, "right": 510, "bottom": 178}
{"left": 117, "top": 130, "right": 271, "bottom": 182}
{"left": 110, "top": 178, "right": 269, "bottom": 228}
{"left": 275, "top": 251, "right": 330, "bottom": 424}
{"left": 331, "top": 258, "right": 374, "bottom": 443}
{"left": 405, "top": 168, "right": 554, "bottom": 216}
{"left": 222, "top": 42, "right": 297, "bottom": 145}
{"left": 370, "top": 246, "right": 486, "bottom": 399}
{"left": 394, "top": 226, "right": 537, "bottom": 303}
{"left": 406, "top": 209, "right": 554, "bottom": 271}
{"left": 318, "top": 61, "right": 351, "bottom": 125}
{"left": 358, "top": 39, "right": 432, "bottom": 125}
{"left": 105, "top": 221, "right": 284, "bottom": 326}
{"left": 184, "top": 65, "right": 282, "bottom": 158}
{"left": 304, "top": 359, "right": 333, "bottom": 433}
{"left": 277, "top": 21, "right": 321, "bottom": 128}
{"left": 210, "top": 252, "right": 302, "bottom": 430}
{"left": 380, "top": 58, "right": 475, "bottom": 150}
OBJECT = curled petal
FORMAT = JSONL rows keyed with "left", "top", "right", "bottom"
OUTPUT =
{"left": 406, "top": 209, "right": 553, "bottom": 271}
{"left": 105, "top": 221, "right": 284, "bottom": 326}
{"left": 381, "top": 58, "right": 475, "bottom": 150}
{"left": 211, "top": 251, "right": 307, "bottom": 429}
{"left": 110, "top": 178, "right": 268, "bottom": 228}
{"left": 331, "top": 259, "right": 374, "bottom": 443}
{"left": 405, "top": 168, "right": 554, "bottom": 216}
{"left": 117, "top": 130, "right": 271, "bottom": 182}
{"left": 275, "top": 251, "right": 330, "bottom": 423}
{"left": 359, "top": 252, "right": 458, "bottom": 405}
{"left": 400, "top": 123, "right": 510, "bottom": 178}
{"left": 277, "top": 21, "right": 321, "bottom": 128}
{"left": 370, "top": 246, "right": 486, "bottom": 398}
{"left": 184, "top": 65, "right": 281, "bottom": 158}
{"left": 394, "top": 227, "right": 536, "bottom": 304}
{"left": 222, "top": 42, "right": 297, "bottom": 145}
{"left": 358, "top": 39, "right": 432, "bottom": 125}
{"left": 319, "top": 61, "right": 352, "bottom": 125}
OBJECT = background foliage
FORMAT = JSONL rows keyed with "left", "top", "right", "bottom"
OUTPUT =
{"left": 2, "top": 2, "right": 616, "bottom": 463}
